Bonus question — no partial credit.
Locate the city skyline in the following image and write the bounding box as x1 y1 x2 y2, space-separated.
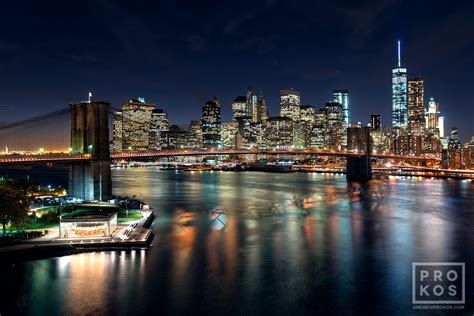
0 1 473 142
2 3 474 316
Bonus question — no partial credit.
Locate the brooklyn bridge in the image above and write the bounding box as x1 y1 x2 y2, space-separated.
0 100 443 201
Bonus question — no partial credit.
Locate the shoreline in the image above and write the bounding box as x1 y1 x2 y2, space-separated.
0 210 156 264
0 232 154 264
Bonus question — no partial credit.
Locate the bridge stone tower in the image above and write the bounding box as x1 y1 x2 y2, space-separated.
346 127 373 182
68 101 112 201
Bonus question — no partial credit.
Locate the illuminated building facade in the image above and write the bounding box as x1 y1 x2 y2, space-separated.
120 98 155 151
310 108 326 149
426 97 440 134
201 98 222 149
422 97 442 157
160 125 187 150
232 96 247 121
300 105 315 148
246 86 258 123
447 127 463 169
264 116 293 149
292 121 306 149
408 77 425 135
369 114 381 130
112 111 123 152
392 41 408 129
221 121 239 149
256 94 269 125
333 90 350 127
149 109 169 150
280 89 301 121
325 102 344 150
186 120 203 149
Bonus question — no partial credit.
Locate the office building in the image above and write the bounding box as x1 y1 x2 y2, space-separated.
369 114 381 131
201 98 222 149
392 41 408 128
221 121 239 149
149 109 169 150
447 127 463 169
160 125 187 150
120 98 155 151
112 111 123 152
280 89 301 121
310 108 326 149
186 120 203 150
333 90 350 127
300 105 315 148
426 97 440 134
264 116 293 149
325 102 344 150
408 77 425 136
232 96 247 121
256 94 269 125
246 86 258 123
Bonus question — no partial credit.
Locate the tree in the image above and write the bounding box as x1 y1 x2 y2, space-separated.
0 180 29 236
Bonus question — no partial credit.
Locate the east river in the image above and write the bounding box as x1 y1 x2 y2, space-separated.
2 168 474 315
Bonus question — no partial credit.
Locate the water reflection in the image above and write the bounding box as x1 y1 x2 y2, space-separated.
2 170 474 315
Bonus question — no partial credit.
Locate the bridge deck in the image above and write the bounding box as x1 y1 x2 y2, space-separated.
0 149 440 164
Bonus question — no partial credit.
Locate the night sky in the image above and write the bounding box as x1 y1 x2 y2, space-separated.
0 0 473 141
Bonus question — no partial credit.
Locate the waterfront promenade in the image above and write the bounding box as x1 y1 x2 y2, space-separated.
0 210 155 263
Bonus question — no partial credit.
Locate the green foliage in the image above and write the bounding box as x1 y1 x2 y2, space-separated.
0 180 30 236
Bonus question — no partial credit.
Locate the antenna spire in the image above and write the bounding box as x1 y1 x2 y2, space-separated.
397 40 401 67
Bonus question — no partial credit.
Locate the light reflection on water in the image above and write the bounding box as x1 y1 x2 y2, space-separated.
2 169 474 315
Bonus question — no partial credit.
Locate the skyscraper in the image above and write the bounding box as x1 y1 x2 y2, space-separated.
300 105 315 148
221 121 239 149
407 77 425 155
333 90 350 126
263 116 293 149
149 109 169 150
280 89 301 121
369 114 381 131
447 127 463 169
439 116 445 137
426 97 440 134
231 96 247 121
112 110 123 152
186 120 203 149
201 98 222 149
325 102 344 150
310 108 326 149
120 98 155 151
392 40 408 128
407 77 425 136
246 86 258 123
256 93 269 125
